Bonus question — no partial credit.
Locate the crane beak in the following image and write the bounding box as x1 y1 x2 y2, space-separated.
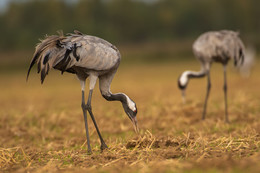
182 89 186 104
131 117 139 134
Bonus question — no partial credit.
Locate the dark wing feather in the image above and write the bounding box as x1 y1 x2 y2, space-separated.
26 32 82 83
26 52 40 81
27 30 121 83
73 43 80 61
26 35 63 82
43 52 50 65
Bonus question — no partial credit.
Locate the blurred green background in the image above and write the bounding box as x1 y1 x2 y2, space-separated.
0 0 259 71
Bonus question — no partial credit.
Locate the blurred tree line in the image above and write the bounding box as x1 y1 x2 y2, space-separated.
0 0 259 51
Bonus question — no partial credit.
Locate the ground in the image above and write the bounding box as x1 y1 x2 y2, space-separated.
0 55 260 172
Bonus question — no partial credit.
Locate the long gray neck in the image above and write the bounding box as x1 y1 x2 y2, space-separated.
187 70 206 78
102 92 127 105
179 69 207 88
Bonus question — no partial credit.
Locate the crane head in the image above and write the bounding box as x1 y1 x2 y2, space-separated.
178 73 188 104
178 72 189 90
122 98 139 133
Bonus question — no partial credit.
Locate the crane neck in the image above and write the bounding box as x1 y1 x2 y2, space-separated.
102 92 127 104
187 70 207 78
179 68 207 89
102 91 136 112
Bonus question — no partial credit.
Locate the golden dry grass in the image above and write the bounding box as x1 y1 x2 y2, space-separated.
0 58 260 172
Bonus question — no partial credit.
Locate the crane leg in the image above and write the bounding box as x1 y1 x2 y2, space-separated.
85 75 108 151
81 90 92 154
202 71 211 120
223 65 229 123
86 89 108 151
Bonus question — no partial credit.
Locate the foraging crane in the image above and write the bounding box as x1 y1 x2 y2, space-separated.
178 30 245 123
27 30 139 153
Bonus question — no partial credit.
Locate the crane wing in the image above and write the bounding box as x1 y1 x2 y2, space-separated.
193 30 245 66
70 35 121 71
27 31 121 83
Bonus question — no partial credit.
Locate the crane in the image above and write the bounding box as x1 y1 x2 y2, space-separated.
178 30 245 123
27 30 139 153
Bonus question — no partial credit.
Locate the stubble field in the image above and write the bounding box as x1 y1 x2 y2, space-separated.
1 53 260 172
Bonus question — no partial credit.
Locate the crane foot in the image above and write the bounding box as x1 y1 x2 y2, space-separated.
87 149 92 155
101 142 108 151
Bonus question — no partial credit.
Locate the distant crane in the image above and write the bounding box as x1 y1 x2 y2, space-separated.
178 30 245 123
27 30 139 153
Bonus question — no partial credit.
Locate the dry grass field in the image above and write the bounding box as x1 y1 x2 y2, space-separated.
1 55 260 172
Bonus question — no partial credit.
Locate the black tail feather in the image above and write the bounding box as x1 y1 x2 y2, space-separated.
73 43 80 61
46 63 50 75
40 63 51 84
41 68 46 84
26 52 40 81
43 52 50 65
27 31 80 83
37 60 41 73
54 49 72 73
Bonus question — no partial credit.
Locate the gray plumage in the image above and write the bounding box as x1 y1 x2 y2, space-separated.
27 30 121 83
178 30 246 123
192 30 245 66
27 30 138 153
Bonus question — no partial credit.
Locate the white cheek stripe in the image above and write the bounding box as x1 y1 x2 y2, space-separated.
180 71 190 86
122 93 136 111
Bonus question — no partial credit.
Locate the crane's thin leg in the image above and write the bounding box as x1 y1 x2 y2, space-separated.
85 75 108 151
86 89 108 151
80 81 92 154
223 65 229 123
202 70 211 120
